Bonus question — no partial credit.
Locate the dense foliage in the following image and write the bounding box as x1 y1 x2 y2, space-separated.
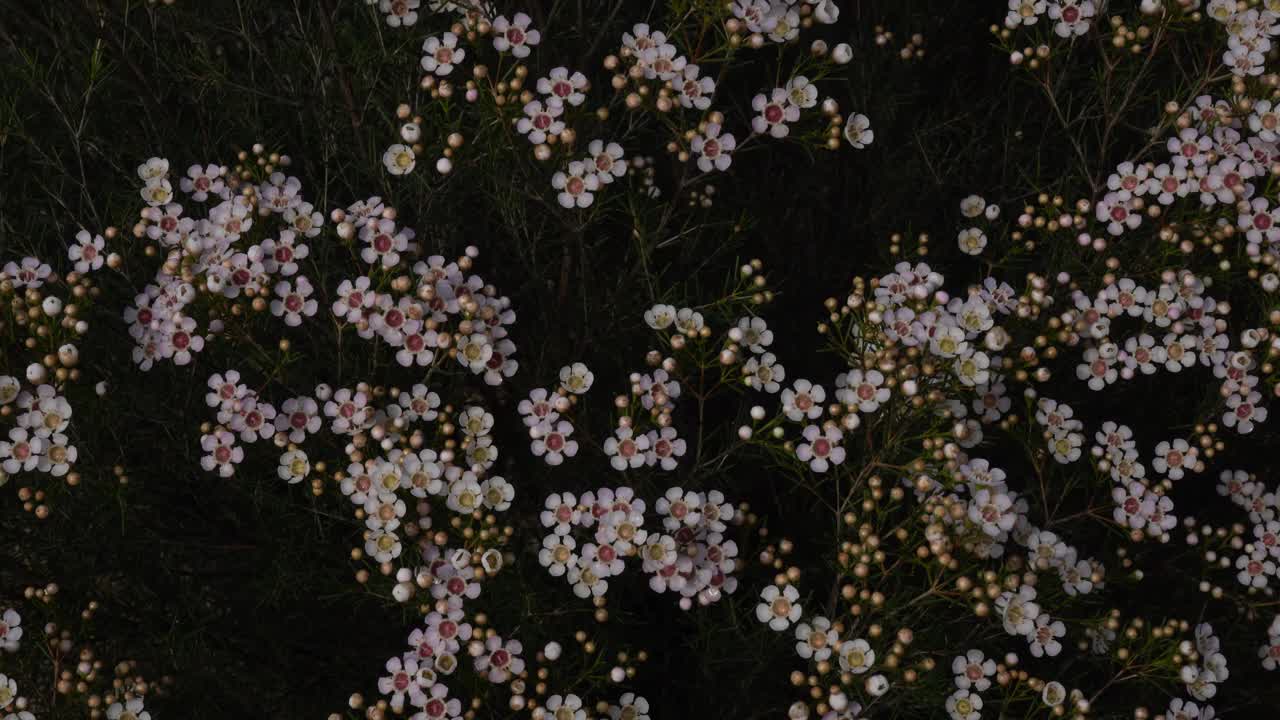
3 1 1280 720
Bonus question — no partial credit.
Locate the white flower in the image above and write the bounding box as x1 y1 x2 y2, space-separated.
781 379 825 422
733 316 774 353
492 13 541 58
541 492 580 534
0 609 22 653
383 144 417 175
841 369 890 413
421 32 465 76
517 100 565 145
752 88 801 138
106 697 151 720
278 449 310 484
604 426 650 471
675 65 715 109
545 694 586 720
68 230 106 272
587 140 627 182
360 218 411 268
0 427 44 474
843 114 874 148
796 424 845 473
756 584 802 631
960 195 987 218
531 420 579 466
1048 0 1095 37
969 489 1016 536
1224 391 1268 434
1152 438 1196 481
0 674 14 708
954 351 991 387
952 649 996 691
537 66 589 107
997 585 1040 636
538 532 578 576
552 160 599 208
1028 613 1066 657
455 333 494 373
645 303 677 329
480 476 514 511
957 227 988 255
1042 680 1067 706
946 689 983 720
270 277 318 326
378 0 420 27
200 430 242 477
691 123 736 172
743 352 785 393
794 616 837 660
644 426 687 470
838 638 875 674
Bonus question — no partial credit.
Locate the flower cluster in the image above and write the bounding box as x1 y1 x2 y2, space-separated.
540 486 742 609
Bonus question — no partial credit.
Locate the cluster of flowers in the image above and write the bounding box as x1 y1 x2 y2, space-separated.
0 584 162 720
0 245 105 499
1216 468 1280 591
123 154 325 369
539 486 742 609
0 382 78 482
330 210 519 384
1005 0 1279 78
199 370 514 585
380 1 873 219
516 364 593 466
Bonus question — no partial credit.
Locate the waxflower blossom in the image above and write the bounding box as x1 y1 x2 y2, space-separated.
957 227 987 255
420 32 464 76
756 583 802 631
844 113 874 148
691 123 736 172
68 230 106 272
531 420 579 466
796 424 845 473
492 13 540 58
383 144 416 175
752 88 801 138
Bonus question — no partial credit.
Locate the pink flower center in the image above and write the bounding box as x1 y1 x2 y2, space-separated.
546 433 565 452
173 331 191 350
813 438 831 457
373 234 393 253
619 439 636 457
566 176 585 195
654 438 672 457
491 649 511 667
764 103 784 124
507 28 525 45
215 446 232 464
